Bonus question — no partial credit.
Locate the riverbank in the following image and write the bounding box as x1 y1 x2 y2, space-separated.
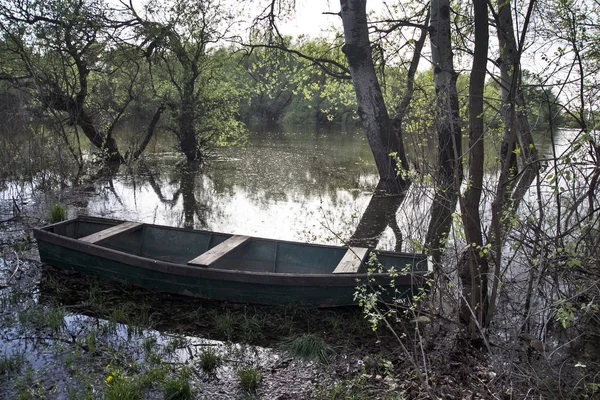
1 212 505 399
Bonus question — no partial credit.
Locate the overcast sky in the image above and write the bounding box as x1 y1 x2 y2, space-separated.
276 0 389 37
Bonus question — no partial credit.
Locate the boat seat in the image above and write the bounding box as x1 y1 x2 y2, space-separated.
79 222 143 244
188 235 251 267
333 247 369 274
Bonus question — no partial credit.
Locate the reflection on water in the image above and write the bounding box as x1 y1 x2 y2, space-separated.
77 128 383 246
1 126 577 250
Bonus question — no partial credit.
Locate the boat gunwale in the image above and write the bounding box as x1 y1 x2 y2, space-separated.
33 216 430 288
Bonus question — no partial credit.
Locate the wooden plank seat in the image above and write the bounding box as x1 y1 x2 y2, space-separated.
188 235 251 267
79 222 143 244
333 247 369 274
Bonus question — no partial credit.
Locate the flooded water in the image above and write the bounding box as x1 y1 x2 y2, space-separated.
34 126 386 246
0 125 398 398
0 125 594 399
0 125 577 251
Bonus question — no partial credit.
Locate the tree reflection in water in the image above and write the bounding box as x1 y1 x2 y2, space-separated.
348 180 406 251
138 160 207 229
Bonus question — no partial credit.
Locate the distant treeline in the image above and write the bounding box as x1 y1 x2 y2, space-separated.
0 38 571 132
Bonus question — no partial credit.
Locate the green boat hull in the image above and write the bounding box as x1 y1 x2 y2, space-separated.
34 216 431 307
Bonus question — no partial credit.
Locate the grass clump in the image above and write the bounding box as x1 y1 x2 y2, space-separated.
104 369 142 400
237 365 262 393
212 310 237 341
47 307 65 332
162 367 193 400
0 351 24 374
82 330 97 355
284 333 332 364
199 348 221 373
143 335 157 354
311 375 375 400
210 309 266 343
49 203 67 223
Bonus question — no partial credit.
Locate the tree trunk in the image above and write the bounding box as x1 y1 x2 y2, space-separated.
459 0 489 334
41 90 124 162
78 109 123 163
495 0 539 213
179 86 201 162
487 0 539 327
344 5 428 249
339 0 408 193
130 104 165 161
425 0 463 262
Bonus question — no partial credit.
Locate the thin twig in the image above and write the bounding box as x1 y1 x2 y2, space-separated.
7 251 21 283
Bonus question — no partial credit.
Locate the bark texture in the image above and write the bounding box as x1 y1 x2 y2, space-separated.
426 0 463 262
339 0 407 193
459 0 489 333
349 181 408 249
343 4 428 249
495 0 539 213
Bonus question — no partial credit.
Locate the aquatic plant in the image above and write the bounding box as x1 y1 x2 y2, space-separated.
49 203 67 223
143 335 157 354
47 307 65 332
211 310 237 341
104 366 142 400
0 351 24 374
162 367 193 400
82 330 97 355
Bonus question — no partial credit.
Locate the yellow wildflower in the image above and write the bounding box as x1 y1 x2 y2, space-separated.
106 375 114 383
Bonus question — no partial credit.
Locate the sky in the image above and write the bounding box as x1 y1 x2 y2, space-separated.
273 0 389 38
276 0 341 37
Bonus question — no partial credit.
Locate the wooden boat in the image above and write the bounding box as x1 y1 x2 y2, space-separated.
33 216 431 307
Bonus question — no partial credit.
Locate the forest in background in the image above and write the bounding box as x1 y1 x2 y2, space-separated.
0 0 569 173
1 0 599 398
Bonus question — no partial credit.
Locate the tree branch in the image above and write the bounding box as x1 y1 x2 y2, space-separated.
243 43 351 80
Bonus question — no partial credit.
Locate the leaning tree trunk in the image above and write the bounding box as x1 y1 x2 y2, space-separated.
78 109 123 163
487 0 539 327
459 0 489 335
349 180 408 249
349 8 430 249
425 0 463 263
495 0 539 215
42 90 124 163
339 0 408 194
